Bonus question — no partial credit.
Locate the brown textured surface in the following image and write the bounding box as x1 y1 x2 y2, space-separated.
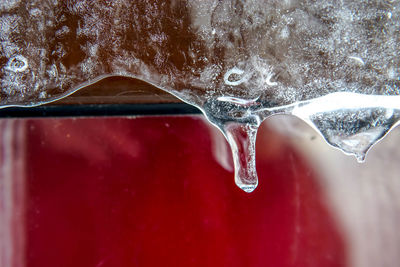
53 76 181 105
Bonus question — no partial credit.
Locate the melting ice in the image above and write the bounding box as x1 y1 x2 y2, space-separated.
0 0 399 192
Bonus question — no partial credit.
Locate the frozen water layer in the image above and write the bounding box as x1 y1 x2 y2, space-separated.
0 0 399 191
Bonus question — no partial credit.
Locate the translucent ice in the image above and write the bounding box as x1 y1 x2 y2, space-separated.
0 1 399 192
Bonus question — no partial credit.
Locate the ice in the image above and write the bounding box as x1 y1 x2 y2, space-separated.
224 122 259 193
290 92 400 162
0 0 399 192
5 55 28 73
203 96 261 192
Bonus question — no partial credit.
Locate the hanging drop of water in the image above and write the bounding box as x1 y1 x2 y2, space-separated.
202 97 262 192
224 122 259 193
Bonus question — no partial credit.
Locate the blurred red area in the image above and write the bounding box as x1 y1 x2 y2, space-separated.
25 116 346 267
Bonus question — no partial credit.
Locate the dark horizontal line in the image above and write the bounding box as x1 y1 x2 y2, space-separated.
0 103 202 118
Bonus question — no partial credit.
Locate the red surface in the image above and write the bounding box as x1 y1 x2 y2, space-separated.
25 116 347 267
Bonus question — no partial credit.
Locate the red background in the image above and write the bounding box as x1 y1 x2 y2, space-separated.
25 116 346 267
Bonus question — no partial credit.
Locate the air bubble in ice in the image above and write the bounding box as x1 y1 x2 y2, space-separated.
348 56 365 66
5 56 28 73
224 68 249 86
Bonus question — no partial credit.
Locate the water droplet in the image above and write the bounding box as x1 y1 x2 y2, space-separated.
202 97 261 193
224 122 259 193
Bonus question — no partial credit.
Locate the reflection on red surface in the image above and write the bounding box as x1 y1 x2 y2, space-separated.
25 116 346 267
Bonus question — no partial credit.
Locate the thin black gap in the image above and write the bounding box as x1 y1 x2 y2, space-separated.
0 103 201 118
